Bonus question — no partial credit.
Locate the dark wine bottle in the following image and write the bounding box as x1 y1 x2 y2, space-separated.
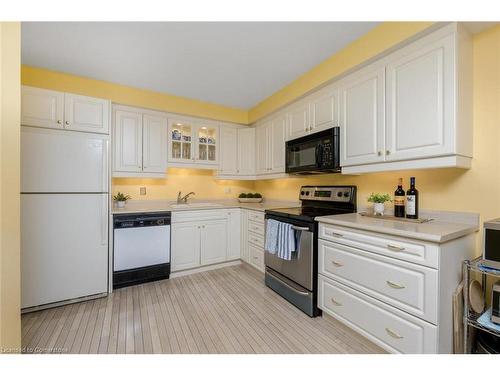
394 178 405 218
406 177 419 219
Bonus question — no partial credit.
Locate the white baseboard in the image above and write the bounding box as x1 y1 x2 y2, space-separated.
170 259 242 278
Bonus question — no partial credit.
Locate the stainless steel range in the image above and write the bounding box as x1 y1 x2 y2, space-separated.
264 185 357 317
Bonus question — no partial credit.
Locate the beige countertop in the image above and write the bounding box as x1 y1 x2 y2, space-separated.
111 199 300 215
316 211 480 243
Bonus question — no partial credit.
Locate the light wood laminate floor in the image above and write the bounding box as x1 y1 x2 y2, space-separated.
21 264 385 354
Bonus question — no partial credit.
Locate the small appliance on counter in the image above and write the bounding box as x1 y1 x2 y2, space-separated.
113 212 171 289
482 218 500 270
264 185 356 317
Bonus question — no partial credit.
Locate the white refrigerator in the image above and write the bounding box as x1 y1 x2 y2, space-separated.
21 126 109 309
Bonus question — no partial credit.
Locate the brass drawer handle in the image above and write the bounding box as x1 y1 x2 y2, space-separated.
387 244 405 252
331 260 344 267
385 328 403 339
330 297 342 306
386 280 405 289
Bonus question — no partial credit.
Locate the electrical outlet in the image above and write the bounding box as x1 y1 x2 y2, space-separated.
224 187 231 194
140 187 147 195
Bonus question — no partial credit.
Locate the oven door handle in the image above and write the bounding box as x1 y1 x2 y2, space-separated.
267 271 310 296
291 225 311 231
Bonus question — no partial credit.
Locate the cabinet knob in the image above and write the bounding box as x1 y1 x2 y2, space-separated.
65 121 70 125
386 150 390 155
377 151 382 156
57 120 62 124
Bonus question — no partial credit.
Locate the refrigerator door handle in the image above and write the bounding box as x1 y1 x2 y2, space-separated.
101 194 108 246
102 139 109 193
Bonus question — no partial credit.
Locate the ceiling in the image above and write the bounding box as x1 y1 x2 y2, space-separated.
21 22 380 109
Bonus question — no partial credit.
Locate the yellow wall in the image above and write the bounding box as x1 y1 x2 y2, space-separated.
0 22 21 351
112 169 254 200
248 22 435 123
21 66 248 124
256 25 500 252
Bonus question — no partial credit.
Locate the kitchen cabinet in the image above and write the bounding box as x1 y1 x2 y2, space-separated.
339 62 386 167
168 117 219 168
113 105 167 177
219 127 238 175
171 221 201 271
218 127 255 177
226 209 241 260
287 85 338 141
255 112 287 176
201 220 228 265
340 23 472 174
22 86 110 134
237 127 256 175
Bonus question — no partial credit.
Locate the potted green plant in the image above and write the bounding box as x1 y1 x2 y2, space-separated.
367 193 391 216
113 192 131 208
238 192 263 203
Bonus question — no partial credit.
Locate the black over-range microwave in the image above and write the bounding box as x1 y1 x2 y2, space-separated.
285 127 340 174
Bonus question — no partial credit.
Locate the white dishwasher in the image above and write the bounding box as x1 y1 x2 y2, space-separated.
113 212 171 289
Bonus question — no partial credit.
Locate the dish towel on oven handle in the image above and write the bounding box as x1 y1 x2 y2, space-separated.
265 219 280 255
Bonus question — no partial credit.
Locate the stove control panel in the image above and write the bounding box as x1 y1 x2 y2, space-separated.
299 186 356 203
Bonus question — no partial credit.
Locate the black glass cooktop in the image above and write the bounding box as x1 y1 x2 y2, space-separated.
265 206 351 223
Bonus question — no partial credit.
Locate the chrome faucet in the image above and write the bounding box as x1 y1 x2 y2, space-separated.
177 191 195 204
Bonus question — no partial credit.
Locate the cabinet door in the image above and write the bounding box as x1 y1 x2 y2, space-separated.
21 86 64 129
237 127 256 175
310 85 339 133
171 222 201 271
143 114 168 174
113 110 143 172
255 123 270 174
385 33 455 162
226 209 241 260
287 100 309 140
339 63 385 167
169 119 194 164
240 210 249 263
64 93 110 134
200 219 228 265
195 123 218 165
219 127 238 175
270 113 287 173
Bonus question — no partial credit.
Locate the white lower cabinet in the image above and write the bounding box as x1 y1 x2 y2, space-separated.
318 222 474 353
241 209 265 272
171 209 242 272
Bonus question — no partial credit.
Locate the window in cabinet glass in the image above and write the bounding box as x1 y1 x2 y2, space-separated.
171 122 192 160
198 126 217 162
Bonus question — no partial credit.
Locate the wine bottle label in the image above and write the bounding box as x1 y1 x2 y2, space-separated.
394 197 405 206
406 195 416 215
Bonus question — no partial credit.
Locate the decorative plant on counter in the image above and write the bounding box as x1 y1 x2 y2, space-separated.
367 193 392 216
113 192 131 208
238 192 263 203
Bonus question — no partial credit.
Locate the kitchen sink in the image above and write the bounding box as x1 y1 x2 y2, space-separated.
170 202 224 209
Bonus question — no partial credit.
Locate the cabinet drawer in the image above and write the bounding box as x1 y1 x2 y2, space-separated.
172 209 227 223
248 210 265 224
318 275 437 353
248 221 265 236
319 223 439 268
319 239 438 323
249 244 264 272
248 231 264 248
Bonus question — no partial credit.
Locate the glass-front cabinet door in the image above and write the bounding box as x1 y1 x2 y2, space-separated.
169 119 194 163
196 123 218 164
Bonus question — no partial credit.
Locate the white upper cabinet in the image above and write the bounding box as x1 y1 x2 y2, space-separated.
287 100 310 140
142 114 168 173
113 109 143 173
113 105 167 177
237 127 256 175
21 86 110 134
168 118 219 168
385 32 454 162
22 87 64 129
255 122 270 174
310 85 339 133
270 113 287 173
339 62 386 167
64 93 110 134
219 127 238 175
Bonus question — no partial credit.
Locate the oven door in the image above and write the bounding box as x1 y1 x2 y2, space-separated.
264 215 314 291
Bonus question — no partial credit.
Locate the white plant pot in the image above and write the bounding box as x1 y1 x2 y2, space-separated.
116 201 126 208
373 202 385 216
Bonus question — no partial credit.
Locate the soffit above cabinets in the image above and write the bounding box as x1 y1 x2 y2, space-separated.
21 22 380 110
